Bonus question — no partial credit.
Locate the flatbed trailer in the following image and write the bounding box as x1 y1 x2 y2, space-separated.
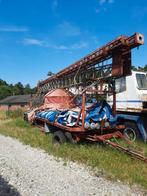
32 85 147 163
33 105 147 163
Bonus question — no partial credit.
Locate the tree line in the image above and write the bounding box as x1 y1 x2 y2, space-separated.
132 65 147 72
0 79 37 100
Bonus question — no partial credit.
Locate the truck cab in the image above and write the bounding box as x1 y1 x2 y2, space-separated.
108 71 147 113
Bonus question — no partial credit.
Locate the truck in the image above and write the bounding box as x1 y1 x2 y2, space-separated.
37 32 146 142
108 70 147 141
25 33 147 162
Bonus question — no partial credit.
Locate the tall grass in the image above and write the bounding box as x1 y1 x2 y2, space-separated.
0 110 7 120
6 109 24 119
0 116 147 190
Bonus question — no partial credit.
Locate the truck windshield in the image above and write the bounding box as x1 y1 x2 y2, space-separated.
136 73 147 89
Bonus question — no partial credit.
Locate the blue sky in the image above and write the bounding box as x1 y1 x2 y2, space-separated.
0 0 147 87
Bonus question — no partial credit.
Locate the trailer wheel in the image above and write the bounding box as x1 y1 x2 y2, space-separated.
124 121 140 141
53 131 67 145
65 132 77 144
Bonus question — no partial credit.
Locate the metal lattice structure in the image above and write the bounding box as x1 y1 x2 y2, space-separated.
38 33 144 94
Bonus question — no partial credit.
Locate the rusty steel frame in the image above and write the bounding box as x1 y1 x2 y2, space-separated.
86 131 147 163
38 33 144 93
35 79 118 133
33 84 147 163
34 117 147 163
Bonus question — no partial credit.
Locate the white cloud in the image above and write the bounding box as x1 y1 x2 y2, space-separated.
99 0 106 5
95 8 100 13
46 41 88 50
57 21 81 36
108 0 114 3
48 44 68 50
0 26 29 32
22 38 43 46
96 0 113 13
21 37 88 50
55 45 67 50
132 6 147 21
98 0 114 5
71 42 88 49
52 0 58 13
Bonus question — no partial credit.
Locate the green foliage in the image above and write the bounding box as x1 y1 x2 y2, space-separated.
0 79 8 86
23 84 32 94
132 65 147 72
0 85 12 100
131 66 138 71
144 65 147 72
0 79 37 100
13 82 24 95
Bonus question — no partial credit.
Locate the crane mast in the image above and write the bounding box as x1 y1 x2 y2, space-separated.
38 33 144 94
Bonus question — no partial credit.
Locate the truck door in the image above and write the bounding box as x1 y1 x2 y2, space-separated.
115 77 127 111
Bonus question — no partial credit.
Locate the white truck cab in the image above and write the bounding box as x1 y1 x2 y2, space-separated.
108 71 147 113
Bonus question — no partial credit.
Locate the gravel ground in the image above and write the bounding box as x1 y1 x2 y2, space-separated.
0 134 145 196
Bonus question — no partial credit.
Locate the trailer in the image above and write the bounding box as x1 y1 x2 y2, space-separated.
30 79 147 163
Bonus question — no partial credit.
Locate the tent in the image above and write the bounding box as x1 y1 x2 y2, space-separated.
42 89 75 110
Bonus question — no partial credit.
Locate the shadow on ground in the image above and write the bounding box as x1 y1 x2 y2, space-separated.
0 175 20 196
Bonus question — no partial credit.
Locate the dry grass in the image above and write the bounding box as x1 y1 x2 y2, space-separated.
0 110 7 120
0 111 147 190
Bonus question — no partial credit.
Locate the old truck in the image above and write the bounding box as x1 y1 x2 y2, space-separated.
108 70 147 141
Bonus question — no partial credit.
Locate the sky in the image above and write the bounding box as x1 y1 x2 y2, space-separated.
0 0 147 87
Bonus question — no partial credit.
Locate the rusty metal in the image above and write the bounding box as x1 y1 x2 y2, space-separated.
82 93 86 130
75 108 82 126
86 131 147 163
35 117 85 132
38 33 144 93
106 140 147 163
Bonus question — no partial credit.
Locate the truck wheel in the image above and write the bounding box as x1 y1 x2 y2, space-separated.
53 131 67 145
65 132 77 144
124 121 140 141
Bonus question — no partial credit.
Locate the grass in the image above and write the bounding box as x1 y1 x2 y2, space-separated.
0 110 7 120
0 111 147 190
6 109 24 119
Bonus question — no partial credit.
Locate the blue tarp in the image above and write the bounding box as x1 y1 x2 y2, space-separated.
85 101 118 126
35 100 118 128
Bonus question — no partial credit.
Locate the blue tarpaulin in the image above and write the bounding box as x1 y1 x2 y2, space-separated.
35 100 118 128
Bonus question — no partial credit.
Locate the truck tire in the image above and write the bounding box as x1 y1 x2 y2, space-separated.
65 132 77 144
53 131 67 145
124 121 140 141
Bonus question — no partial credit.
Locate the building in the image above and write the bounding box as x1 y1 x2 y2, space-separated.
0 94 32 111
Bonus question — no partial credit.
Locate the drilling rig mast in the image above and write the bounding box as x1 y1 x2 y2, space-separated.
38 33 144 94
